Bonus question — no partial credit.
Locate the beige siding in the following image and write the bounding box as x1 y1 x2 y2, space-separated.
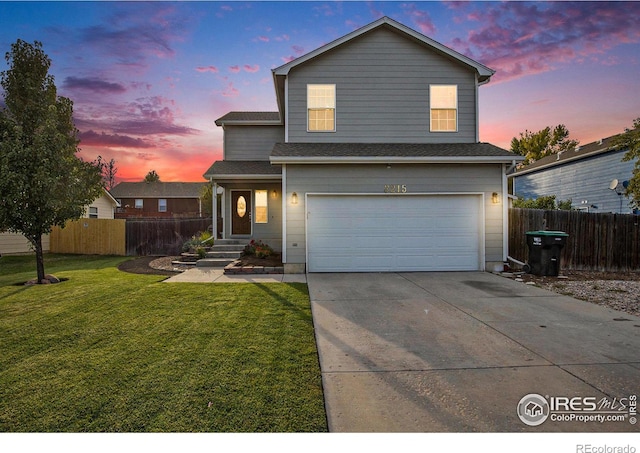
84 193 117 219
284 163 504 267
287 27 477 143
0 233 50 255
224 125 285 161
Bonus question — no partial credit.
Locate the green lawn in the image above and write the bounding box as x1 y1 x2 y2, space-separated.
0 255 327 432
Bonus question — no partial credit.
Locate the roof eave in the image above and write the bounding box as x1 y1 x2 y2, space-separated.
270 156 523 165
204 174 283 181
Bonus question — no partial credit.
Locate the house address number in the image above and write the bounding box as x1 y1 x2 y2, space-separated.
384 184 408 193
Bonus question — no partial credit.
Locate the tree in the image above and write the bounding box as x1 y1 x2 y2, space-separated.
513 195 573 210
511 124 579 167
96 156 118 190
144 169 160 182
0 40 103 283
612 117 640 208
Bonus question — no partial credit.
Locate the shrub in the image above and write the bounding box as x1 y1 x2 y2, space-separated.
182 231 214 253
242 239 274 259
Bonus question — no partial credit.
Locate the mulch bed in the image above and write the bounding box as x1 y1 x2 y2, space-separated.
117 257 179 276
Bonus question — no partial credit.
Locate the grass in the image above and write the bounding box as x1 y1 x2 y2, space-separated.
0 255 327 432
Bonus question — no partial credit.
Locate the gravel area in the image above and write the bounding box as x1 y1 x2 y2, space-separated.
514 270 640 318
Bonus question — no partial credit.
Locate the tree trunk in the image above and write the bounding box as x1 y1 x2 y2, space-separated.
34 235 45 283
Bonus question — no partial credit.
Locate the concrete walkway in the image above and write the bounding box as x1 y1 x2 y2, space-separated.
307 272 640 432
163 267 307 284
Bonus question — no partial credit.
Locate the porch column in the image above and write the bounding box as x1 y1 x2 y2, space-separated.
211 179 218 239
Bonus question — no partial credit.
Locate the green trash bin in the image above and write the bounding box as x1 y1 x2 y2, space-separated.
525 231 569 276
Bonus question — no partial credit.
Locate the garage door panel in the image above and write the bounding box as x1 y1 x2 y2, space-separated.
307 195 482 272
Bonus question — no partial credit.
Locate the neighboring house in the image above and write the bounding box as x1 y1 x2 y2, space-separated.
110 182 207 218
84 188 120 219
510 135 636 214
0 188 118 255
203 17 523 273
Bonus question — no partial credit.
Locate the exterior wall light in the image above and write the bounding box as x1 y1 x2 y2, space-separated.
291 192 299 205
492 192 500 204
271 189 278 199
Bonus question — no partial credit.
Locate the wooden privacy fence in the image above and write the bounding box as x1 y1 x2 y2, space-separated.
509 208 640 271
125 218 211 256
51 219 126 256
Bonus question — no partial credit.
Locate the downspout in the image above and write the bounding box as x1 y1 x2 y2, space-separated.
503 159 517 263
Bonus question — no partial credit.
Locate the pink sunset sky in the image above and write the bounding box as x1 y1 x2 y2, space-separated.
1 1 639 182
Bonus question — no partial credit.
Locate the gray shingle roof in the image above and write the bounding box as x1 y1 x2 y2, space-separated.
271 142 518 159
203 161 282 178
110 182 206 199
511 134 623 176
215 112 281 125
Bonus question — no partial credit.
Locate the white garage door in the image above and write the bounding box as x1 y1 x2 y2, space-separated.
307 194 482 272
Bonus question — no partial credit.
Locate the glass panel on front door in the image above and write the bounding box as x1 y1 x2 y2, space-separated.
232 190 252 235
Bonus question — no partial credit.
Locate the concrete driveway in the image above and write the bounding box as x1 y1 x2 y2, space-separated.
307 272 640 432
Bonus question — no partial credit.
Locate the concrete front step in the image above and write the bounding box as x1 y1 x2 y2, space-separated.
210 244 246 252
196 258 236 268
206 250 242 259
214 239 249 246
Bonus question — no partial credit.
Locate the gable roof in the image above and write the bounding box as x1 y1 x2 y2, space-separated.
511 134 625 177
110 182 206 199
271 16 495 117
273 16 494 80
270 142 521 164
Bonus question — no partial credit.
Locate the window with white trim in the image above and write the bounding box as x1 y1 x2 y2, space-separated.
307 84 335 132
89 207 98 219
135 199 143 209
430 85 457 132
158 199 167 212
255 190 268 223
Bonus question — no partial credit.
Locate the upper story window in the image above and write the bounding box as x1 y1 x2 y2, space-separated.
88 207 98 219
430 85 457 132
135 199 143 209
307 84 335 132
158 199 167 212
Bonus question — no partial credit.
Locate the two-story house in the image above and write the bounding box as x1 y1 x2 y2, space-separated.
110 182 207 219
510 134 636 214
203 17 522 273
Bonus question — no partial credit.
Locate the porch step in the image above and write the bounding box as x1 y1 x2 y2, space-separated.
196 239 248 266
206 250 242 259
196 258 236 268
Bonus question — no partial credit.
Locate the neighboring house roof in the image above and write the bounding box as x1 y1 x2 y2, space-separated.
510 135 624 177
215 111 281 126
270 142 522 164
271 16 495 116
101 188 121 207
203 161 282 180
110 182 206 199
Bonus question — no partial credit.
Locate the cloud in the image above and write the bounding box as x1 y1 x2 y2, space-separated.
229 65 241 73
79 130 153 148
257 36 269 42
400 3 437 35
195 65 219 73
448 2 640 83
63 76 127 94
243 64 260 73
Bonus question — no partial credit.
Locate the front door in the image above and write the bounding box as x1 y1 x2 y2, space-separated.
232 190 252 235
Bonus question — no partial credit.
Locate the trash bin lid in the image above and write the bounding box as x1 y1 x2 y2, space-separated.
525 230 569 236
